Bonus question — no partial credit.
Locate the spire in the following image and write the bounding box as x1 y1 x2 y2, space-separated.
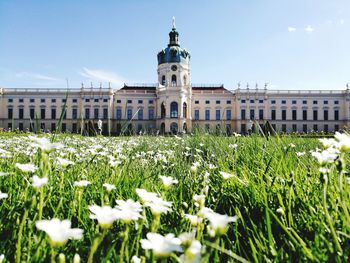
168 17 179 47
172 16 176 30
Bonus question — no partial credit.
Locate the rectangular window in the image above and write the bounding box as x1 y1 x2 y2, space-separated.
51 99 56 103
72 98 77 103
51 109 56 119
138 100 143 104
334 110 339 120
292 100 297 104
30 98 35 103
19 98 24 103
313 124 318 131
8 98 13 103
259 100 264 104
226 109 231 120
149 108 154 120
334 100 339 105
292 110 297 120
103 99 108 102
282 100 286 104
250 99 254 103
216 109 221 120
303 100 307 104
292 124 297 132
324 124 328 133
51 123 56 132
226 100 231 104
94 108 99 119
116 99 121 103
8 108 13 119
62 123 66 132
41 99 45 103
324 100 328 105
241 124 246 134
94 99 99 102
335 124 339 131
62 107 67 119
303 124 307 133
194 110 199 120
241 99 246 103
30 109 35 119
205 100 210 104
41 108 46 119
127 108 132 120
241 109 246 120
127 100 132 104
313 100 318 105
149 100 154 104
250 109 255 120
282 124 287 132
138 108 143 120
72 108 77 119
85 99 90 103
116 109 122 120
282 110 286 120
271 109 276 120
205 109 210 120
259 109 264 120
103 108 108 119
271 100 276 104
303 110 307 120
85 108 90 119
216 100 221 104
313 110 318 121
19 108 24 119
62 99 66 103
324 110 328 121
72 123 77 133
195 100 199 104
19 123 23 131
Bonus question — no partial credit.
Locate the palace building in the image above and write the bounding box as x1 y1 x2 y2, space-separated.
0 20 349 135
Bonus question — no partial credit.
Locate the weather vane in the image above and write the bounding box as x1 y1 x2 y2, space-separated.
172 16 176 29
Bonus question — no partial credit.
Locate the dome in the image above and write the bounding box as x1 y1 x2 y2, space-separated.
157 21 190 65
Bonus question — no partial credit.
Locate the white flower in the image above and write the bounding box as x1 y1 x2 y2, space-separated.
144 197 172 215
140 232 182 257
114 199 143 223
136 188 158 204
89 205 119 229
0 191 8 200
311 149 338 165
56 157 75 167
103 183 116 192
36 218 83 247
229 144 238 149
202 208 237 236
276 207 285 215
184 214 200 226
131 255 141 263
73 254 81 263
219 171 234 179
0 148 11 158
73 180 91 187
31 175 48 188
319 138 339 149
15 163 38 173
335 132 350 152
193 194 205 208
296 152 305 157
0 254 4 263
29 136 63 152
159 176 178 188
319 167 331 174
289 143 296 148
179 240 202 263
0 172 9 177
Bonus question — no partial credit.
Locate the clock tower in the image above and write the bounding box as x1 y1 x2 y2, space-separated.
156 17 192 134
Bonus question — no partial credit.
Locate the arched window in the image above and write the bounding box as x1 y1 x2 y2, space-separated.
170 102 178 118
171 75 177 87
161 102 166 118
170 122 178 134
161 75 166 85
183 102 187 118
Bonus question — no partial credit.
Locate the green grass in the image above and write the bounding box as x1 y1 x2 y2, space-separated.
0 132 349 262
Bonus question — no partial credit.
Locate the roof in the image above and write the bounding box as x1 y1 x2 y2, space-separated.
120 84 156 91
191 84 226 91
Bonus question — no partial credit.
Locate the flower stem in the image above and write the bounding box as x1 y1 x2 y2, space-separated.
16 209 29 263
120 224 130 263
88 230 106 263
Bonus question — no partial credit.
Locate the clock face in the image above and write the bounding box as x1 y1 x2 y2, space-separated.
171 65 178 71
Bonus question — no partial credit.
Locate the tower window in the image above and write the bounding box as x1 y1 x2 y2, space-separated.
170 102 178 118
171 75 177 87
183 75 187 85
161 75 166 85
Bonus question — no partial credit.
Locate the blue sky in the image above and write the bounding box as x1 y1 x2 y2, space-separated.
0 0 349 90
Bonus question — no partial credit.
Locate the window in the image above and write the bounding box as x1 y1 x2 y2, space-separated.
103 108 108 119
216 109 221 120
149 100 153 104
282 100 286 104
313 100 318 105
19 98 24 103
127 100 132 104
216 100 221 104
138 100 143 104
324 100 328 105
116 99 121 103
85 99 90 102
292 124 297 132
313 110 318 121
41 109 46 119
195 100 199 104
138 108 143 120
250 99 254 103
282 110 286 120
103 99 108 102
292 110 297 120
171 75 177 86
72 99 77 103
8 98 13 103
334 110 339 120
170 102 178 118
292 100 297 104
227 100 231 104
241 99 246 103
324 124 328 133
226 109 231 120
194 110 200 120
205 109 210 120
303 100 307 104
51 123 56 132
161 75 166 85
85 108 90 119
250 109 255 120
241 109 246 120
259 100 264 104
324 110 328 121
303 124 307 133
94 99 99 102
30 98 35 103
51 109 56 119
72 108 77 119
62 123 66 132
303 110 307 120
271 100 276 104
313 124 318 131
19 108 24 119
41 99 45 103
30 109 35 119
334 100 339 105
183 102 187 118
205 100 210 104
51 99 56 103
149 108 155 120
19 123 23 131
335 124 339 131
116 109 122 120
8 108 13 119
282 124 287 132
94 108 99 119
259 109 264 120
241 124 246 134
72 123 77 133
127 108 133 120
271 109 276 120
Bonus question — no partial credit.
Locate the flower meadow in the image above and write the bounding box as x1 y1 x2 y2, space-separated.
1 132 350 262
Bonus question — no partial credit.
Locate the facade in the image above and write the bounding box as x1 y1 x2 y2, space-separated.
1 22 349 135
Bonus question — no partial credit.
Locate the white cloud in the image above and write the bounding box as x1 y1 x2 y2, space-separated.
305 25 314 33
288 27 296 32
15 72 58 81
79 68 127 87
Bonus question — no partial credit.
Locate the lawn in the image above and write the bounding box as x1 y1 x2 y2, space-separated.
0 132 349 262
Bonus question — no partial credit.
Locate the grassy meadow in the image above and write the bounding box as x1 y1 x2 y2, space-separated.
0 132 350 262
